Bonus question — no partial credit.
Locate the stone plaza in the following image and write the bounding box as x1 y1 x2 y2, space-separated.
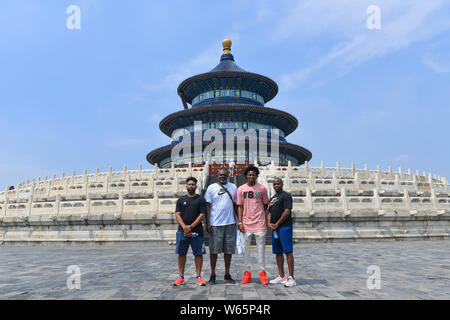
0 239 449 300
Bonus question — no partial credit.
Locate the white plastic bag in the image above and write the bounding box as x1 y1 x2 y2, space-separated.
236 229 243 257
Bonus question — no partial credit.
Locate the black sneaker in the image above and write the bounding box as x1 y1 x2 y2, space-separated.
224 274 236 284
208 274 216 285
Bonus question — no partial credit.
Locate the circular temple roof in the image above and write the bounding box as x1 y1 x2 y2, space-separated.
146 140 312 167
158 105 299 138
177 40 278 106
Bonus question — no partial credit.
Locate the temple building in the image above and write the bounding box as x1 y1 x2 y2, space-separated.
146 39 312 175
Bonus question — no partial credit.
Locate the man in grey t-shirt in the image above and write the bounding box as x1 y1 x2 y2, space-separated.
205 169 238 284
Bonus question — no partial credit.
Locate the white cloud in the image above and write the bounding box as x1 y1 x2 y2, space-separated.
106 139 146 148
269 0 368 41
148 113 162 123
423 53 450 73
394 154 408 162
143 32 243 93
144 43 222 93
273 1 450 91
0 157 52 187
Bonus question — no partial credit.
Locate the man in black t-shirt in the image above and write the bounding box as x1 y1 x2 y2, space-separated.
173 177 207 286
267 177 296 287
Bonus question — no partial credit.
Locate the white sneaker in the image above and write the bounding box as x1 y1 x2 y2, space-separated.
269 275 287 284
284 276 297 287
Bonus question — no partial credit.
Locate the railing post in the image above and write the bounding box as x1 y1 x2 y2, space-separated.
106 176 110 193
198 171 203 192
304 161 309 176
55 194 61 215
413 174 418 191
308 171 314 189
47 179 51 197
284 171 291 189
431 189 438 212
28 182 35 216
404 189 411 211
354 172 360 189
332 171 338 189
171 162 176 178
173 163 178 183
64 177 69 196
375 170 381 189
270 160 275 172
138 164 143 180
373 188 381 211
154 190 159 212
83 169 88 195
118 191 124 214
264 175 272 198
154 163 159 179
341 188 349 215
3 186 8 216
306 187 313 211
86 193 91 215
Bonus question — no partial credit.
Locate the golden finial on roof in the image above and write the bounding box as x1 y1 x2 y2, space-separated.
222 39 232 54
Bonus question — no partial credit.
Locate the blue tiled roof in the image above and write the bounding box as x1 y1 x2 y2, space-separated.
177 52 278 105
208 54 247 73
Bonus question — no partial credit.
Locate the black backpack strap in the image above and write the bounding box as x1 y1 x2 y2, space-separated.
218 183 235 204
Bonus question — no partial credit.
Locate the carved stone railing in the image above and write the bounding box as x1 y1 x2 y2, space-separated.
0 161 448 243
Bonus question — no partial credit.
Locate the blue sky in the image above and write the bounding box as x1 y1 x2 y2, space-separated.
0 0 449 187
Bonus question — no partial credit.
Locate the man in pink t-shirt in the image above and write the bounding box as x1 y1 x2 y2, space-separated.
237 165 269 285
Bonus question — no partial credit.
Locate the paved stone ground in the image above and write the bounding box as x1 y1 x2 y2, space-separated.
0 240 449 300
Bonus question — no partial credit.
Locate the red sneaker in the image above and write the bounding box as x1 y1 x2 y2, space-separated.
173 276 185 286
259 271 269 285
196 276 207 286
241 270 252 284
